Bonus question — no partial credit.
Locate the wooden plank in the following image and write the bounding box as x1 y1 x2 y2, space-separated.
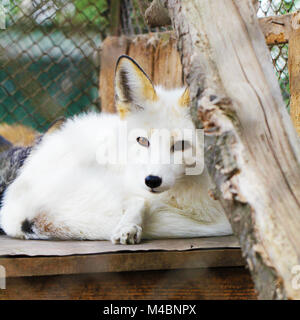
128 34 156 79
153 33 183 88
258 11 300 45
0 267 257 300
0 248 244 278
288 28 300 134
99 36 129 113
0 235 239 256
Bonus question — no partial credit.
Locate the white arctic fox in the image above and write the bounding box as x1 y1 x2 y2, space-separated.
0 55 232 244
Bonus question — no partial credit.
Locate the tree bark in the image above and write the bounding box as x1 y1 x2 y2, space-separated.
162 0 300 299
145 0 171 27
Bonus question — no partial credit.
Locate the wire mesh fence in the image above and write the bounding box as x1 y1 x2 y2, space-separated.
258 0 300 111
0 0 109 131
0 0 297 131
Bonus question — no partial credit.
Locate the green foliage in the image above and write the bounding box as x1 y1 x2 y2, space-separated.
4 0 110 32
57 0 109 28
3 0 22 26
258 0 300 15
279 0 296 14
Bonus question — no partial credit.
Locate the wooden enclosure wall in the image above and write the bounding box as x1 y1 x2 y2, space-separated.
99 13 300 135
99 33 183 113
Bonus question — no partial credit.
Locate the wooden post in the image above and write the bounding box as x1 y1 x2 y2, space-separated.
144 0 300 299
288 14 300 135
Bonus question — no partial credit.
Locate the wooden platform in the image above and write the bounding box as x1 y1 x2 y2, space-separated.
0 235 257 299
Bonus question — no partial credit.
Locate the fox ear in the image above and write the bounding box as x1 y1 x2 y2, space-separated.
178 87 190 108
115 55 157 115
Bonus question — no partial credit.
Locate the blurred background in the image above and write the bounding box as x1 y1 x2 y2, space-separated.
0 0 298 131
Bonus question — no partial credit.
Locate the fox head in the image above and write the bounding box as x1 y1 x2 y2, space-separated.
114 55 200 194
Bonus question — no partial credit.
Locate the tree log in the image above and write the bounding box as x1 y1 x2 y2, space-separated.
164 0 300 299
145 0 171 27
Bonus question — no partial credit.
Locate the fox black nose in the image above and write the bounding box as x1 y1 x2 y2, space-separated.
145 175 162 189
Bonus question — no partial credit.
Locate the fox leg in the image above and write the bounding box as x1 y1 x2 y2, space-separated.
111 198 146 245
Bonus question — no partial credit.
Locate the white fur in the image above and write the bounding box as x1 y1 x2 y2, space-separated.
0 58 232 243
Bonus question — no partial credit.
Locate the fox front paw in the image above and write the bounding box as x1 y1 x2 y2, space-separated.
111 224 142 245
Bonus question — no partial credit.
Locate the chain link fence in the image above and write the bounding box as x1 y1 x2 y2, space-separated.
258 0 300 111
0 0 297 131
0 0 110 131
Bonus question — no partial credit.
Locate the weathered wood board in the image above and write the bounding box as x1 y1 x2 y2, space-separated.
259 11 300 45
0 248 244 278
0 267 257 300
99 36 129 113
289 28 300 134
99 32 183 113
0 234 239 257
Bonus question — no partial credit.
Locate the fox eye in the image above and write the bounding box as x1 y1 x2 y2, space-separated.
137 137 150 147
171 140 191 152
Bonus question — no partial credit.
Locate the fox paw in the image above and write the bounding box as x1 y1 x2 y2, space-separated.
111 224 142 245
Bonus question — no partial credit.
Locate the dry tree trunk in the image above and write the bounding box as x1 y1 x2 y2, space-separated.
145 0 171 27
147 0 300 299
